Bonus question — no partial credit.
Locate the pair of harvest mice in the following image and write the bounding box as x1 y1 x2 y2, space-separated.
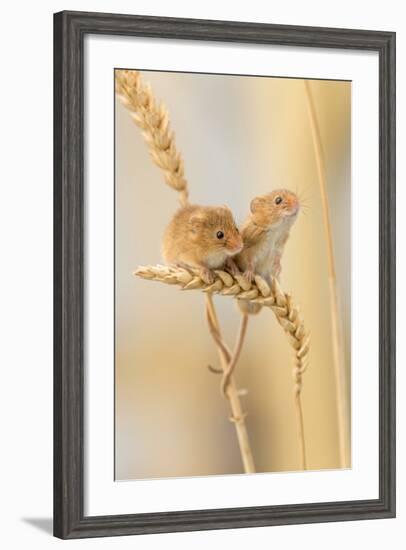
162 189 300 294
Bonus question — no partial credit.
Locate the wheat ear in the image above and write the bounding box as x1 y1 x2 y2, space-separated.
135 265 309 469
115 69 189 207
304 80 349 468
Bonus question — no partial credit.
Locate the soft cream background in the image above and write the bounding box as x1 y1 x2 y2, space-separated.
115 71 351 480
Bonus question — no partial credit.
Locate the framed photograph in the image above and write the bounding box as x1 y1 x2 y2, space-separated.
54 10 396 539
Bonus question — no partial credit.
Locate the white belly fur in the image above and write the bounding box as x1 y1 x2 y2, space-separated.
205 250 228 269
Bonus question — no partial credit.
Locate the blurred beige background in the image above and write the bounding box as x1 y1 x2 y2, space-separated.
115 71 351 480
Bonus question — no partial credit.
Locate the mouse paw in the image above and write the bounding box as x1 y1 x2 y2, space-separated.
199 267 215 285
272 256 282 279
225 258 240 276
242 268 254 284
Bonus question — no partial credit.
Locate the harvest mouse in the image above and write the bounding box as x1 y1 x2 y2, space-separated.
236 189 300 314
162 204 243 283
218 189 300 397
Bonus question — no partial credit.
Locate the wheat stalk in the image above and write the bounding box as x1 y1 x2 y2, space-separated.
205 294 255 473
304 80 349 468
115 69 189 207
134 265 309 469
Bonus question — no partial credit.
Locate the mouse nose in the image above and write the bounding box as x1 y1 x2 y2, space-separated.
288 195 300 213
229 236 243 253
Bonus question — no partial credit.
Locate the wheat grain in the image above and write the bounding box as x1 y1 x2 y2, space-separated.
135 266 306 347
134 265 310 378
115 70 189 206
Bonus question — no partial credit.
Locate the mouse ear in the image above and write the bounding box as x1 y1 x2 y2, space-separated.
189 214 204 232
250 197 265 214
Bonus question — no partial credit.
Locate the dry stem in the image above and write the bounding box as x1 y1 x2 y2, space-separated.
304 80 350 468
205 294 256 473
134 265 309 469
295 393 307 470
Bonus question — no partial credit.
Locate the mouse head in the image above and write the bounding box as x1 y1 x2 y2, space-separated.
189 205 243 257
250 189 300 228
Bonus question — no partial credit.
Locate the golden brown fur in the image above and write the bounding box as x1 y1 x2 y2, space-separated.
162 204 243 283
236 189 300 314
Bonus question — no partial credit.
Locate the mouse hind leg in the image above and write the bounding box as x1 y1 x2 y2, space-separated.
174 260 215 284
242 260 255 284
225 257 240 277
198 266 215 284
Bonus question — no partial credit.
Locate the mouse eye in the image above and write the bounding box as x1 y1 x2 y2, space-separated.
216 231 224 239
275 196 283 205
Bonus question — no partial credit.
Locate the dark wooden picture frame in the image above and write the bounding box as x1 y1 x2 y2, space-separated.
54 10 396 539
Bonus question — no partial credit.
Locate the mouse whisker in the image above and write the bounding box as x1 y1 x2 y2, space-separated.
298 191 314 203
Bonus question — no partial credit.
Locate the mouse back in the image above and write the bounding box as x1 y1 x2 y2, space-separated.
162 204 242 268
